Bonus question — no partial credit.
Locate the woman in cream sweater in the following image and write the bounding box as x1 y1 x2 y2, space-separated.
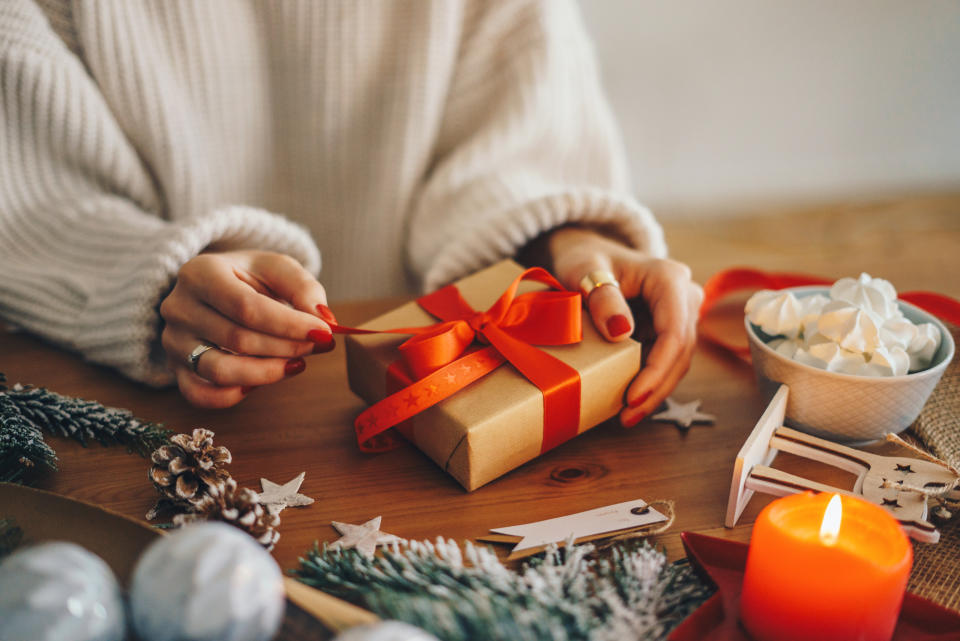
0 0 701 426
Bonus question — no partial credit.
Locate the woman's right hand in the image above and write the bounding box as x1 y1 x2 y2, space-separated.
160 250 336 408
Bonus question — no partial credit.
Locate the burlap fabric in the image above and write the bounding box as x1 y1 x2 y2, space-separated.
906 322 960 612
910 323 960 469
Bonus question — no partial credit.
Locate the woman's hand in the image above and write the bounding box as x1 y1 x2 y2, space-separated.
545 226 703 427
160 250 337 408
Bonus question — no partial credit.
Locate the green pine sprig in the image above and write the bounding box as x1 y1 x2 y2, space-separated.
294 538 712 641
0 374 170 457
0 373 171 484
0 391 58 483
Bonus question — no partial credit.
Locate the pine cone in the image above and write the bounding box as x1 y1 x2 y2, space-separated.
147 428 231 517
174 478 281 550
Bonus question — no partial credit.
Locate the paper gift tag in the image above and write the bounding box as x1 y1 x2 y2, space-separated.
480 499 667 558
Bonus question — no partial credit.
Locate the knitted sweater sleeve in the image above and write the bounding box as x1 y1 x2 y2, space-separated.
408 0 667 292
0 6 320 387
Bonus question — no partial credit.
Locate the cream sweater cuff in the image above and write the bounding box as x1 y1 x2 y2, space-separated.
420 188 666 292
2 203 320 387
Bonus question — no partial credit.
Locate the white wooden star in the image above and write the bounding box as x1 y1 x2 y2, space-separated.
256 472 314 515
329 516 401 558
651 397 716 430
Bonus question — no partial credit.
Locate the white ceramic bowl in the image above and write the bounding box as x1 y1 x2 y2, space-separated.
746 286 955 443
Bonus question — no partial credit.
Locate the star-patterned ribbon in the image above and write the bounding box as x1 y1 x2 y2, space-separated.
331 267 584 454
699 267 960 362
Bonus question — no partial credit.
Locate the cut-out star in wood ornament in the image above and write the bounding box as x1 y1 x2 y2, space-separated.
256 472 314 515
652 397 715 430
329 516 401 558
667 532 960 640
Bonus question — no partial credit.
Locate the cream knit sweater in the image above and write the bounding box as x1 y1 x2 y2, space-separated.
0 0 666 386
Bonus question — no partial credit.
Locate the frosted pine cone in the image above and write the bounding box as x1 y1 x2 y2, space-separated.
174 478 281 550
146 428 231 519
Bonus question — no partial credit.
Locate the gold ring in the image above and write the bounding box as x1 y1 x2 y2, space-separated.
578 270 620 300
186 343 217 373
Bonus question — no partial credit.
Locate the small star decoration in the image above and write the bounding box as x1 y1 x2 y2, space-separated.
256 472 315 515
330 516 401 558
651 397 715 430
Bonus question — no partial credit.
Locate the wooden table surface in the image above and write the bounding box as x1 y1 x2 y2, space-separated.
3 193 959 578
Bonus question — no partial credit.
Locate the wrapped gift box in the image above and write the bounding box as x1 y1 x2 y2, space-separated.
345 259 642 491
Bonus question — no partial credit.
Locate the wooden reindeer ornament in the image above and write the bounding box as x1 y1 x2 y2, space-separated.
727 385 960 543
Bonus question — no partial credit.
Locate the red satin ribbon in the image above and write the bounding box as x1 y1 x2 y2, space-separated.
331 268 583 454
699 266 960 361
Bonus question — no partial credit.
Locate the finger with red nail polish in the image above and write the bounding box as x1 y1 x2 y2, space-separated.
587 280 634 342
285 358 306 377
307 327 335 353
316 304 338 325
311 338 336 354
627 389 651 409
620 408 648 428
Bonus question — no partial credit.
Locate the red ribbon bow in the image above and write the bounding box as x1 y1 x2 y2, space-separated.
332 267 584 454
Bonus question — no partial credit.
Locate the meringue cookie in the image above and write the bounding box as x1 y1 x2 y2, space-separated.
867 345 910 377
794 341 868 374
751 274 942 377
879 316 919 351
798 294 830 336
801 329 832 349
816 300 880 354
907 322 942 371
768 337 802 359
830 273 898 321
858 272 897 300
745 290 803 338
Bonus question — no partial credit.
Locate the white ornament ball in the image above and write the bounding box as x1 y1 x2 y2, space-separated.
0 542 125 641
333 621 441 641
130 522 285 641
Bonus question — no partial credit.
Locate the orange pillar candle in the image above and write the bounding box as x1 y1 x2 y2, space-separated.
740 492 912 641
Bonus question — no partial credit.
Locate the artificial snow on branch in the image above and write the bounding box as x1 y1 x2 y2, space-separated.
295 538 712 641
0 373 170 484
0 390 57 483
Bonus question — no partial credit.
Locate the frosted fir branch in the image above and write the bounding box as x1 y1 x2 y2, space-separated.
294 538 712 641
0 378 170 457
0 391 58 483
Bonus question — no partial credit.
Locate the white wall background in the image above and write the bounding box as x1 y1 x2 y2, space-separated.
579 0 960 214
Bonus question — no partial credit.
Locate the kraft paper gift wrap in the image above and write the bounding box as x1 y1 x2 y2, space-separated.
345 259 642 491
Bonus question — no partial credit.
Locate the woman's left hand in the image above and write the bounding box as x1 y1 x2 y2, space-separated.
545 226 703 427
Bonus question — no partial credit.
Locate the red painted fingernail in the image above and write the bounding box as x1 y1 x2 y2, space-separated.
307 328 333 344
316 304 338 325
622 411 647 428
308 328 334 353
285 358 306 377
312 337 336 354
606 314 631 337
241 386 255 395
628 390 652 408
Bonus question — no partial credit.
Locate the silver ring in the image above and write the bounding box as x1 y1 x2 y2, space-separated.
578 270 621 300
186 343 217 373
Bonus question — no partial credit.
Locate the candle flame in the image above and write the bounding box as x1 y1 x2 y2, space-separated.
819 494 842 545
